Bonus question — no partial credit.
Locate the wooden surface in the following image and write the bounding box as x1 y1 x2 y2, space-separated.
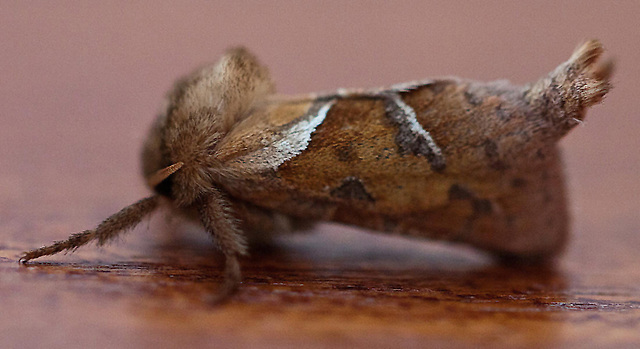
1 2 639 348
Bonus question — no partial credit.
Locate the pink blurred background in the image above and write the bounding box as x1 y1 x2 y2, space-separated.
1 1 638 266
1 2 639 347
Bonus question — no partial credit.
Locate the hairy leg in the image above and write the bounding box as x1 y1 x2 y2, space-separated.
197 187 248 303
20 196 160 262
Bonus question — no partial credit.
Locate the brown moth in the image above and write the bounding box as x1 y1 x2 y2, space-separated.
21 40 612 302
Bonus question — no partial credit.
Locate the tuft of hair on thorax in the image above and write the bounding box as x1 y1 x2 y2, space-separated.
142 47 277 206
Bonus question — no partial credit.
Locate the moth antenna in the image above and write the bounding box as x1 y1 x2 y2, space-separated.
197 187 248 303
146 161 184 188
20 196 159 263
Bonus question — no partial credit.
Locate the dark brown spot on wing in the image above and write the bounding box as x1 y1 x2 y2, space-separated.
483 139 508 170
448 184 493 215
448 184 474 200
472 199 493 215
335 142 357 162
511 178 527 188
331 177 375 202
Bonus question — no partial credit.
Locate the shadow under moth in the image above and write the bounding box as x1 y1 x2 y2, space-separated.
21 40 612 302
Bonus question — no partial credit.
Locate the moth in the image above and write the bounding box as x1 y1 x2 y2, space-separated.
21 40 612 302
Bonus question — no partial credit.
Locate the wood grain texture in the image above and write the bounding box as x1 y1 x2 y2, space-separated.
1 1 639 348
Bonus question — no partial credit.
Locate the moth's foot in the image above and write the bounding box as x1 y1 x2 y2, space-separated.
203 253 242 305
18 250 39 264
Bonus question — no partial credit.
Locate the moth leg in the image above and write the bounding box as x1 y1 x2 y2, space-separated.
197 187 248 303
20 196 160 262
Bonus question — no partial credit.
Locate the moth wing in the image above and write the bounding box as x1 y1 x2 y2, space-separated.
213 99 329 175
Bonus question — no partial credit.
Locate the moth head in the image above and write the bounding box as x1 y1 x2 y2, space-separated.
141 113 177 198
141 47 275 206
